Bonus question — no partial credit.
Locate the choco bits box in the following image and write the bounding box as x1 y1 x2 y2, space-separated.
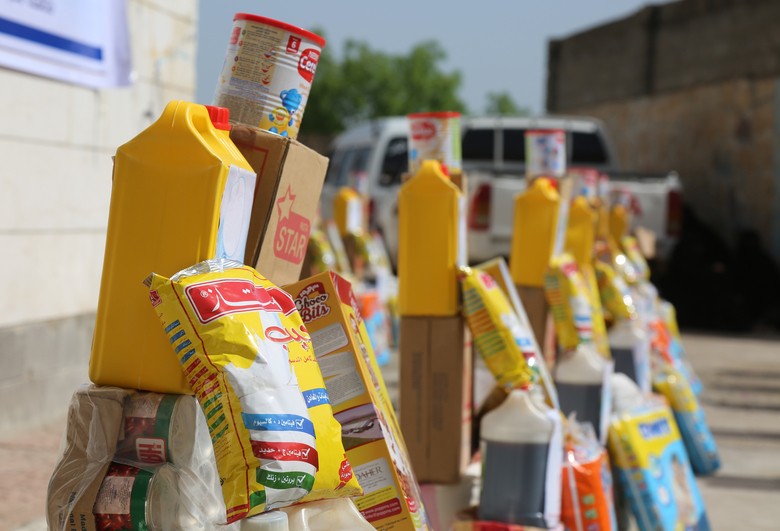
285 272 429 530
230 124 328 286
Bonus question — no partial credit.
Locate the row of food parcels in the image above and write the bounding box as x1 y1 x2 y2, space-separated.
41 9 720 531
45 10 432 529
282 140 721 531
374 115 720 531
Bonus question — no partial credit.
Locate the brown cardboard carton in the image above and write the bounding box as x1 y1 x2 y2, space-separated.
399 316 473 484
284 272 430 530
47 385 129 531
230 124 328 286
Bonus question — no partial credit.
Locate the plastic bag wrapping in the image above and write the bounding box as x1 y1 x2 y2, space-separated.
47 385 241 531
652 366 720 476
113 391 234 529
47 385 128 531
147 259 360 521
280 498 373 530
607 376 711 531
460 267 539 390
561 418 618 531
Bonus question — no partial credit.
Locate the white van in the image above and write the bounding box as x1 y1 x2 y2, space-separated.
321 115 681 265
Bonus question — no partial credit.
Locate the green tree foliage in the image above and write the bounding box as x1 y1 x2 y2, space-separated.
302 37 465 135
485 91 530 116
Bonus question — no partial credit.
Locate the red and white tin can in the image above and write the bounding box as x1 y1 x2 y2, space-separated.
214 13 326 140
115 392 201 468
525 129 567 180
93 463 178 531
407 111 462 175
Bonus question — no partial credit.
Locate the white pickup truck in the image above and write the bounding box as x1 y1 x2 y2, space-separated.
320 115 682 265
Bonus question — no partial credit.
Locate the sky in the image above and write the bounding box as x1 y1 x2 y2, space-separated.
197 0 656 115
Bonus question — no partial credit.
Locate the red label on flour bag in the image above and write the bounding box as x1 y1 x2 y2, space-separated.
185 279 284 323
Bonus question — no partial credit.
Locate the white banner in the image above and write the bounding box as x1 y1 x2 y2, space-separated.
0 0 131 88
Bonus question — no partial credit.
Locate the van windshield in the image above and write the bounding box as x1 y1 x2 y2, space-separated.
325 146 372 188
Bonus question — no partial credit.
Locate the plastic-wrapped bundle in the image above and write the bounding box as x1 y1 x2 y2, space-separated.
561 419 617 531
608 375 711 531
652 366 720 476
46 385 240 531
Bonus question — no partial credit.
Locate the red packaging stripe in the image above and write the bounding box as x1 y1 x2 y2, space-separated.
250 440 320 468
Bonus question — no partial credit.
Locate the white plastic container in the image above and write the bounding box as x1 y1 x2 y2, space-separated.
241 510 289 530
554 344 613 444
479 388 562 528
280 498 374 530
608 319 651 393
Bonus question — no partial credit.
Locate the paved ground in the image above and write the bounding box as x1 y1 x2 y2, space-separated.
3 332 778 530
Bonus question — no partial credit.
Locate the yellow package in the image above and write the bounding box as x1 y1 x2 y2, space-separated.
475 257 559 409
609 403 710 530
285 272 430 530
582 264 611 358
461 267 537 389
147 259 359 522
595 260 635 321
544 254 595 352
622 236 651 281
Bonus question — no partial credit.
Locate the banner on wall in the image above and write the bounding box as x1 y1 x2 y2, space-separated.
0 0 132 88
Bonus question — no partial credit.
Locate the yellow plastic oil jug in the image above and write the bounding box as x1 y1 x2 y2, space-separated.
90 101 257 394
398 159 463 316
509 177 560 287
565 196 611 358
333 186 365 237
610 203 630 246
564 196 596 268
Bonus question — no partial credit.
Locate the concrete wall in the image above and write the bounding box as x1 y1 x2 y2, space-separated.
546 0 780 258
0 0 197 434
567 77 778 251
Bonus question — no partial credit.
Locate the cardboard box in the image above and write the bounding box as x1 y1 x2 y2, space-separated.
399 316 473 484
230 124 328 286
284 272 429 530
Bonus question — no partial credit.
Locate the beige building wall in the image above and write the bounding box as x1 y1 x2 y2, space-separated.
569 77 778 250
0 0 198 433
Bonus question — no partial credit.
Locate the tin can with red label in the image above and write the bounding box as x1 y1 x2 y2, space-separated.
93 462 178 531
214 13 326 140
116 392 203 468
407 111 462 175
525 129 567 180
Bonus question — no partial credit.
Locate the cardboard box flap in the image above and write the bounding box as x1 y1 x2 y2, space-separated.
230 124 329 286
